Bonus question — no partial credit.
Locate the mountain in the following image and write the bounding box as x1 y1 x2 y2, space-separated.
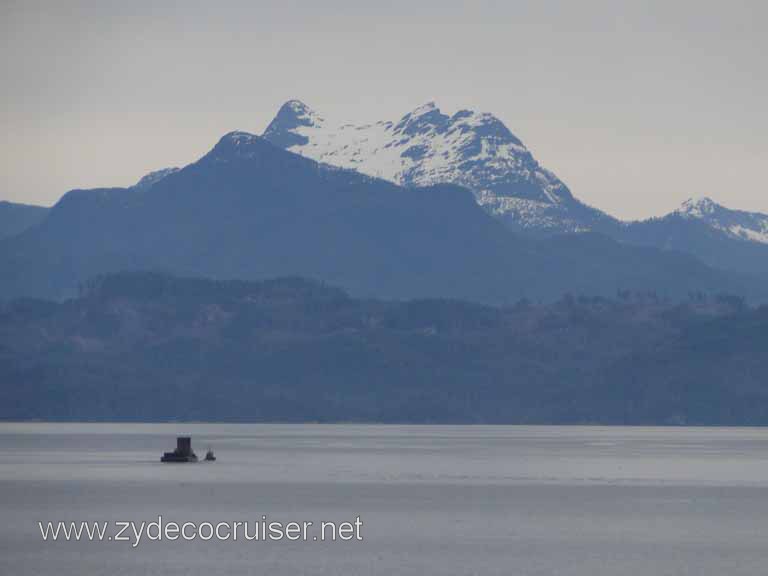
0 168 178 240
263 100 617 235
0 201 48 240
0 132 531 303
616 198 768 280
132 167 180 190
0 131 754 303
1 271 766 424
263 101 768 279
675 197 768 244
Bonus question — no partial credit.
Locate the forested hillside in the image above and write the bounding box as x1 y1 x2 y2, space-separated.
1 272 766 424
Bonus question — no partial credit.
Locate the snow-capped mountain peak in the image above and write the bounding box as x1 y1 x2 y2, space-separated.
263 100 324 148
392 101 448 135
263 99 614 234
678 196 719 218
676 197 768 244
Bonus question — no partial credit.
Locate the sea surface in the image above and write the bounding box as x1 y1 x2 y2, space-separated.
2 423 768 575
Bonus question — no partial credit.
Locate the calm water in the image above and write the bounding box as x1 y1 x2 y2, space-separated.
2 423 768 575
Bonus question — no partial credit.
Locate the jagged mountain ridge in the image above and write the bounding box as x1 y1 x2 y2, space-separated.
261 100 768 278
675 197 768 244
263 100 617 235
0 131 753 303
8 102 767 258
604 197 768 280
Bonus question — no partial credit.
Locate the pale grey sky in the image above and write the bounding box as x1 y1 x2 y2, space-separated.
1 0 766 219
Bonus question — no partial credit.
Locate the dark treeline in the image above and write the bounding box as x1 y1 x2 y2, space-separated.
1 271 766 424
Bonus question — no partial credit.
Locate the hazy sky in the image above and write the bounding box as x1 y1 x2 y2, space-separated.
1 0 766 219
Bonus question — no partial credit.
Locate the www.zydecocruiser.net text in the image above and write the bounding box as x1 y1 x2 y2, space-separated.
38 516 364 547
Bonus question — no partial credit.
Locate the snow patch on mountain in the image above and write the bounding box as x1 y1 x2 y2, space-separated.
677 197 768 244
133 167 180 190
263 100 614 234
262 100 768 244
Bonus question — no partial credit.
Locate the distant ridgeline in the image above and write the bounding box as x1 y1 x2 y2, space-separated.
0 201 48 240
1 272 766 425
0 128 765 304
3 102 768 303
263 100 768 281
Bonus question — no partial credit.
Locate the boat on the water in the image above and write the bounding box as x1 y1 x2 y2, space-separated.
161 437 198 463
204 448 216 462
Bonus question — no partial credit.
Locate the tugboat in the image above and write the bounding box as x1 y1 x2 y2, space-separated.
161 437 198 463
204 447 216 462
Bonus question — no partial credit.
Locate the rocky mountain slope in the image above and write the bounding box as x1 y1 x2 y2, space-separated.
675 197 768 244
616 198 768 279
263 100 616 235
0 132 750 303
263 100 768 278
